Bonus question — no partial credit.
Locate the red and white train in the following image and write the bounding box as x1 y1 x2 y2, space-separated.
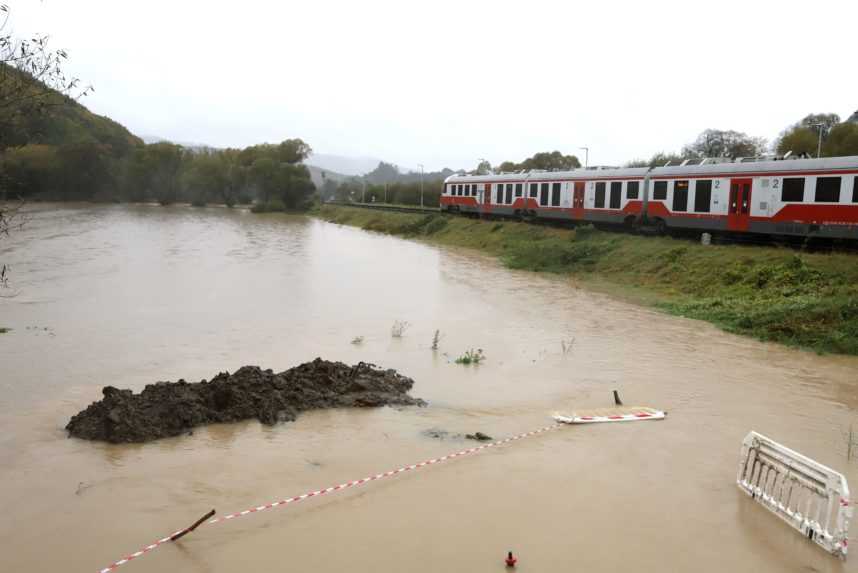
441 156 858 239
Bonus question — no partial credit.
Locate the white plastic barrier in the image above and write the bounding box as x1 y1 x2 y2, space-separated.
737 431 852 558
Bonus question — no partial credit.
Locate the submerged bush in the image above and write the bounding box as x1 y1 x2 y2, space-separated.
455 348 485 365
251 198 286 213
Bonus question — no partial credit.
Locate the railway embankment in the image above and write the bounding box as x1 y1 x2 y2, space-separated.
319 205 858 355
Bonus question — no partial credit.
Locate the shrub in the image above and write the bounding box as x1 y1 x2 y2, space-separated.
455 348 485 365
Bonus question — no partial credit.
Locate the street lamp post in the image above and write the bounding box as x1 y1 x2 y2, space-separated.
418 163 424 209
579 146 589 168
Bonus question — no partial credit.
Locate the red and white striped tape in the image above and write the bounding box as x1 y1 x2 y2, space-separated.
98 422 564 573
553 410 666 424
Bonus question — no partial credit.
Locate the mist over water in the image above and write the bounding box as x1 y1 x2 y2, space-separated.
2 204 857 572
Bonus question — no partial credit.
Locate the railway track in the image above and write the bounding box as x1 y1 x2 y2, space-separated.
325 201 858 253
325 201 441 215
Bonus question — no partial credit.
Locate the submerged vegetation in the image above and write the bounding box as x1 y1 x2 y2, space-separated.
455 349 486 365
319 205 858 355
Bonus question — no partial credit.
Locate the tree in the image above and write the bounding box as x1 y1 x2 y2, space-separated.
1 3 91 293
143 143 185 204
319 178 338 202
473 160 492 175
776 127 818 157
682 129 767 159
824 122 858 157
798 113 840 132
0 4 92 149
776 113 858 157
498 151 581 172
55 142 113 200
365 161 401 184
848 110 858 124
184 151 228 206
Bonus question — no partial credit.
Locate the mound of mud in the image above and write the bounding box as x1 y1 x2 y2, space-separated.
66 359 425 443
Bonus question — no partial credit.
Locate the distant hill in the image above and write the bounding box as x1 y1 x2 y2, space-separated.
1 65 141 155
304 153 392 176
305 164 351 188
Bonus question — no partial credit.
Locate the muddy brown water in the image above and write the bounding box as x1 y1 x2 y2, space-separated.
2 203 858 573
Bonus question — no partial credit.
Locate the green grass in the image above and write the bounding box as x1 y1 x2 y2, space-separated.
318 205 858 355
0 328 10 334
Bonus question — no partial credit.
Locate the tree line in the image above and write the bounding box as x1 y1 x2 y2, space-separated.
0 3 317 211
627 112 858 168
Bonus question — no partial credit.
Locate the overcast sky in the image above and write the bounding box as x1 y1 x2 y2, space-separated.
8 0 858 171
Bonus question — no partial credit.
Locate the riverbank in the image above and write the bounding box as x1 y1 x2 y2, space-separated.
319 205 858 355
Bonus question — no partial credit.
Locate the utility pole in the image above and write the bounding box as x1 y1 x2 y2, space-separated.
810 123 826 158
362 179 366 203
384 182 388 204
418 163 424 209
579 146 589 168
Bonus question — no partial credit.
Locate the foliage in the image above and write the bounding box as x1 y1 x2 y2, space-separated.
776 113 858 157
776 127 818 157
320 205 858 356
473 160 492 175
363 161 454 185
497 150 580 173
351 336 364 345
455 349 485 365
340 179 444 208
0 4 93 149
681 129 767 159
249 198 286 213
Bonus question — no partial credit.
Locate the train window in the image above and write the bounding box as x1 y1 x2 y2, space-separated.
505 184 513 204
815 177 841 202
694 180 712 213
626 181 639 199
854 177 858 202
609 182 622 209
515 183 523 198
594 182 606 208
496 184 503 204
466 184 471 196
673 181 689 212
781 178 804 202
530 183 538 198
551 182 561 206
653 181 667 200
540 183 549 205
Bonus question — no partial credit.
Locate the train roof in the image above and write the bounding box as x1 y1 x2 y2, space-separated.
444 156 858 183
648 155 858 177
444 166 649 183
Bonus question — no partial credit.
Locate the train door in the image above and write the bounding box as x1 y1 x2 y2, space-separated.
727 178 752 231
572 181 585 219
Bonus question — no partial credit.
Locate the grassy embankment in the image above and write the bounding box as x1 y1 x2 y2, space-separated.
319 205 858 355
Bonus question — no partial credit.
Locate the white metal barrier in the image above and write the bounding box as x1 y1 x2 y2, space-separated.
737 431 852 558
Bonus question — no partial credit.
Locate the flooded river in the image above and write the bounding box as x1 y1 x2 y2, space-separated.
2 203 858 573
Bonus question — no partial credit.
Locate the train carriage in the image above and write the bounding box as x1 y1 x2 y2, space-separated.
441 155 858 239
646 156 858 238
